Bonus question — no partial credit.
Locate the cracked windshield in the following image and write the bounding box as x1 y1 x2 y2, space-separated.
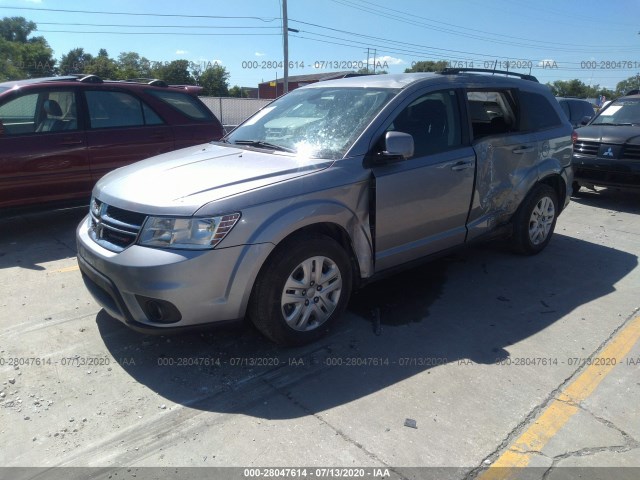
227 87 396 159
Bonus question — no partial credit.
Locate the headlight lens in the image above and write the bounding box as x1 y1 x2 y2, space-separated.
138 213 241 250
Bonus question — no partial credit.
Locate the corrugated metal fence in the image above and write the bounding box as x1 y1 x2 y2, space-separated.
199 97 272 133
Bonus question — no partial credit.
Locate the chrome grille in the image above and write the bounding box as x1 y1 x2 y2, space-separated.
573 140 599 157
89 198 147 252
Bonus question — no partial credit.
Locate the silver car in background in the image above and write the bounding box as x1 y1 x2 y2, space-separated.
76 70 573 345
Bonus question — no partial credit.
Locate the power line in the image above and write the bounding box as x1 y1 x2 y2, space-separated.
37 30 280 36
291 32 640 75
0 6 279 22
326 0 639 53
36 22 281 30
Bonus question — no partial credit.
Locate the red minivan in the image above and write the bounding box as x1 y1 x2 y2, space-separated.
0 75 223 212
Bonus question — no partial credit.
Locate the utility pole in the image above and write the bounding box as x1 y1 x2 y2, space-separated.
372 49 377 74
283 0 289 94
366 48 370 73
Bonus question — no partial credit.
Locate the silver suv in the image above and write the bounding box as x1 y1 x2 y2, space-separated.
76 69 573 345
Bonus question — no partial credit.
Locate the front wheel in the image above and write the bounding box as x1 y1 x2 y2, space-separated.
511 184 558 255
248 234 353 346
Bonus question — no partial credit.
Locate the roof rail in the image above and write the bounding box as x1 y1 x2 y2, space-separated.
122 78 169 87
74 74 103 84
439 67 539 83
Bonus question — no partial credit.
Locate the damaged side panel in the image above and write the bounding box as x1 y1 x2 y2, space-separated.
466 134 538 240
465 133 570 242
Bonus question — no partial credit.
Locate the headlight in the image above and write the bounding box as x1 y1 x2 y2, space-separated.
138 213 241 250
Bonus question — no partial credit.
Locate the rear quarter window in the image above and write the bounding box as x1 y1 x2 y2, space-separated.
519 91 562 131
146 90 213 120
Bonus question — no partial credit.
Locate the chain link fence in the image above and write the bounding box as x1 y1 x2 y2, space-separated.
199 97 272 134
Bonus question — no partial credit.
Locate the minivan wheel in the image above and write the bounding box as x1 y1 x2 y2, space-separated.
248 234 352 346
512 184 558 255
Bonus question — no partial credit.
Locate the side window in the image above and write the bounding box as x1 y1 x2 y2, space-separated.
0 91 77 134
146 90 213 120
559 101 571 121
572 101 593 119
518 91 562 131
387 90 462 157
142 103 164 125
85 91 164 129
0 93 38 135
466 90 517 139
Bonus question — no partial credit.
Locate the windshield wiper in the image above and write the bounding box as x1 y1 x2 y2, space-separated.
595 122 637 126
232 139 296 153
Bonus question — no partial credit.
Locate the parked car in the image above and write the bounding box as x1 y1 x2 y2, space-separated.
76 69 573 346
0 75 223 211
572 93 640 193
556 97 594 127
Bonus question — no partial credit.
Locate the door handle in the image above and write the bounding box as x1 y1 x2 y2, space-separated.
512 146 535 154
451 161 474 171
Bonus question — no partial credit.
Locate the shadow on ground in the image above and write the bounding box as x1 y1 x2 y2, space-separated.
0 206 87 271
96 232 638 419
571 187 640 215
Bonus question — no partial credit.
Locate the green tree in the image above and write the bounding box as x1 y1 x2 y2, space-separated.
151 59 194 85
615 74 640 97
547 79 616 99
116 51 151 80
0 17 55 80
404 60 448 73
356 67 387 75
0 16 36 42
228 85 248 98
198 65 230 96
59 47 93 75
84 49 118 79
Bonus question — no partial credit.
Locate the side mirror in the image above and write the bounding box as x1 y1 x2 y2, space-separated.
383 131 414 159
365 131 414 167
580 116 592 126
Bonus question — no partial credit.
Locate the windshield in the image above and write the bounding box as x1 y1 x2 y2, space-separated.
0 86 10 94
226 86 397 159
592 98 640 126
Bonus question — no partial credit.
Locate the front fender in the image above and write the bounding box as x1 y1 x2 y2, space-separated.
252 199 374 279
219 179 374 280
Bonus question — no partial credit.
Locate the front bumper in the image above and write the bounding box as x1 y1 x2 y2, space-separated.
76 215 274 332
572 155 640 189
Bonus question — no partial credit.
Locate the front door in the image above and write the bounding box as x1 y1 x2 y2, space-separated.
371 89 476 272
0 89 89 209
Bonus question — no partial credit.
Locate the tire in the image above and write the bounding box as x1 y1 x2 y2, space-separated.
248 234 353 346
511 184 558 255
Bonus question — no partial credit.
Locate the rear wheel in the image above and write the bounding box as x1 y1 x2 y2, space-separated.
512 184 558 255
248 234 352 346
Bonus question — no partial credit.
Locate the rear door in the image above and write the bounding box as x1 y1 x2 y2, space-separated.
145 89 222 145
371 89 476 271
0 88 90 209
83 89 174 183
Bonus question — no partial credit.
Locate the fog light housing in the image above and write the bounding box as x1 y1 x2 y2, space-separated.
136 296 182 324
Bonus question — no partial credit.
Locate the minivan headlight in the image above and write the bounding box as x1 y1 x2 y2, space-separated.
138 213 241 250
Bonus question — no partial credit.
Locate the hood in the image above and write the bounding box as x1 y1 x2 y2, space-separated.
577 125 640 145
95 143 332 216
